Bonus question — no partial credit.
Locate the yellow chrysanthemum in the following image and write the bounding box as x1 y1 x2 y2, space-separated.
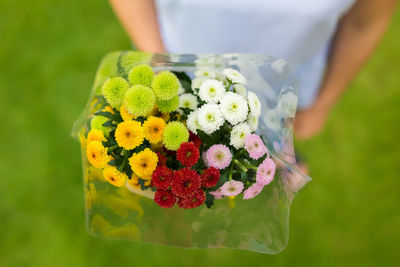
103 166 128 187
129 148 158 177
142 116 166 144
103 106 115 114
87 129 106 143
140 175 152 181
119 104 136 121
115 121 144 150
86 141 110 169
126 173 151 191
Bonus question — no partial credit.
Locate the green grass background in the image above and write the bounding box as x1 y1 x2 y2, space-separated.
1 1 399 266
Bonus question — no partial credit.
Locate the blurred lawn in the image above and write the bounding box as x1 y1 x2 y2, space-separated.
1 1 399 266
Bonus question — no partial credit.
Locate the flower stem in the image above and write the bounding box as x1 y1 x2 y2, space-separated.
234 159 247 172
242 161 258 171
118 149 129 171
108 144 119 152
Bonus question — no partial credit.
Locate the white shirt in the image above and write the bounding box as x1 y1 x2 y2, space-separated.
155 0 355 109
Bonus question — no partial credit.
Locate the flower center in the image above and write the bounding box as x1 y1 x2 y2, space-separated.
186 151 192 158
152 127 159 133
229 187 235 192
209 88 216 96
206 114 215 122
183 181 191 188
160 176 165 181
216 152 224 161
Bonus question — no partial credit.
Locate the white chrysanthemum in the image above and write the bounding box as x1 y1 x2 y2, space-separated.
248 91 261 116
222 68 247 84
230 123 251 149
179 93 198 110
178 81 185 95
198 79 226 103
233 84 247 98
191 77 208 92
247 112 259 132
194 68 218 79
187 110 202 134
197 103 224 134
219 92 248 125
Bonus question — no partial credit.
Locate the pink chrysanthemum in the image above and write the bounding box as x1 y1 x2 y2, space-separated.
209 188 224 199
244 134 268 160
243 183 264 199
206 144 232 170
256 158 276 186
220 180 244 196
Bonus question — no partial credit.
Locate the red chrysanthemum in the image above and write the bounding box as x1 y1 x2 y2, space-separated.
152 166 173 189
156 152 167 167
154 189 177 208
177 189 206 209
189 131 202 148
201 167 220 188
171 168 201 198
176 142 200 167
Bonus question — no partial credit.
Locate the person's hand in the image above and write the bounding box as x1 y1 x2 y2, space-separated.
294 105 329 140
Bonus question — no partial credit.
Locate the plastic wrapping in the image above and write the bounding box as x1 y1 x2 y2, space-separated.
72 51 311 254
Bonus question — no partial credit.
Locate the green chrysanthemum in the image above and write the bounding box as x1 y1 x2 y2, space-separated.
128 64 154 87
162 121 189 151
123 85 155 117
91 115 111 137
101 77 129 108
156 95 179 114
151 71 179 100
94 52 119 94
120 51 152 71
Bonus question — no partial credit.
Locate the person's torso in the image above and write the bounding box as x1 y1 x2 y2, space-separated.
155 0 356 109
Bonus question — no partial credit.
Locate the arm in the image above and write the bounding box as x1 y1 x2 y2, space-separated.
295 0 398 139
109 0 166 53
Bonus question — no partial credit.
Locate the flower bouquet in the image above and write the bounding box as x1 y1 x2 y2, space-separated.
73 51 310 254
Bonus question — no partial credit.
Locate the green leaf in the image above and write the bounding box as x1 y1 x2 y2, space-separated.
205 193 215 209
94 111 115 120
